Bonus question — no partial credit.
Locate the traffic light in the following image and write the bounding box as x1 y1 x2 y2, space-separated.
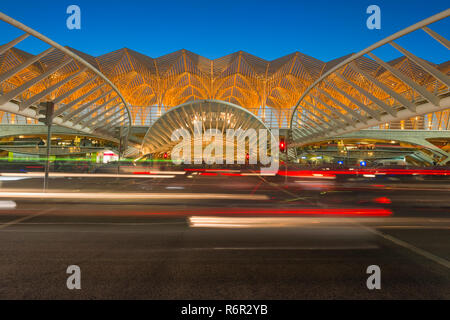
38 102 54 126
246 153 250 161
279 138 286 153
163 152 168 159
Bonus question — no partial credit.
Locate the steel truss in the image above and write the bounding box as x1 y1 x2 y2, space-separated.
0 12 132 143
290 9 450 146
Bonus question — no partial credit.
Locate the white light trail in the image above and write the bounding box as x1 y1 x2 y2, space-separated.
0 201 17 209
0 192 269 201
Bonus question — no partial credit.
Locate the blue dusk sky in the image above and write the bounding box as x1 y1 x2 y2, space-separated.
0 0 449 62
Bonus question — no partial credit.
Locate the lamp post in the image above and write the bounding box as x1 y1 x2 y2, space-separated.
117 126 124 175
39 102 54 192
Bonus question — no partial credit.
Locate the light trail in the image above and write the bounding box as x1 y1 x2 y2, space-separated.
278 169 450 177
132 171 186 175
194 208 392 217
0 172 176 179
189 213 393 228
0 192 270 201
0 201 16 209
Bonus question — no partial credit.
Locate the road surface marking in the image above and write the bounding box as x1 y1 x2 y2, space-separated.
362 225 450 269
0 208 54 230
260 179 298 198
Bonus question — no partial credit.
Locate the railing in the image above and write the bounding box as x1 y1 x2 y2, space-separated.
129 105 292 129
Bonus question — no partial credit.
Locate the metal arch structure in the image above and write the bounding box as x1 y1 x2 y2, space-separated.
6 20 448 132
0 12 132 144
3 47 330 128
141 99 272 157
88 49 324 127
290 9 450 147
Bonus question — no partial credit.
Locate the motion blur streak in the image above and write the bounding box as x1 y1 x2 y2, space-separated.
374 197 392 204
0 173 176 179
182 169 277 176
118 208 391 218
132 171 186 175
197 208 393 217
278 169 450 177
189 217 344 228
184 169 241 172
0 201 16 209
0 177 30 181
0 192 270 201
240 173 277 176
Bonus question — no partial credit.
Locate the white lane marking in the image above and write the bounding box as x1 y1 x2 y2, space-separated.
363 226 450 269
0 209 53 230
0 192 269 201
0 201 16 209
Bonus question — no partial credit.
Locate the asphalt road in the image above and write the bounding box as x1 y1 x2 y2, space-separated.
0 171 448 299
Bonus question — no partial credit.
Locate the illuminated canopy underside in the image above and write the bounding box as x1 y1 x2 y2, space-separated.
0 12 132 142
0 10 448 146
290 9 450 146
5 45 448 129
141 100 270 158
